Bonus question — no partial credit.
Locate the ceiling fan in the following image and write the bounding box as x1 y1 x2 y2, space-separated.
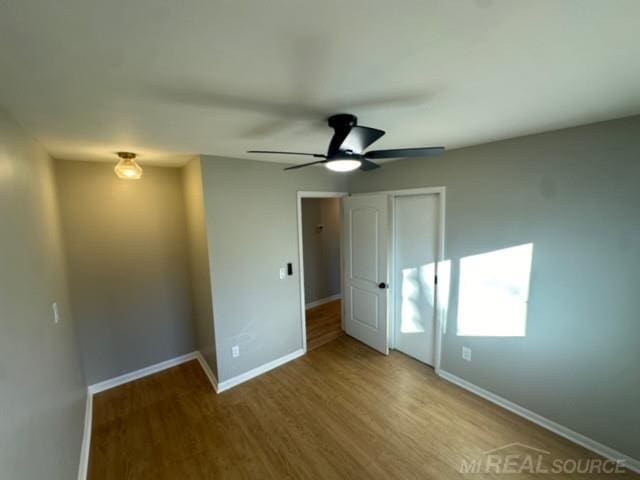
247 113 444 172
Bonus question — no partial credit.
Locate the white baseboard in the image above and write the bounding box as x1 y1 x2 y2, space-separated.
86 348 304 396
437 369 640 474
77 388 92 480
305 293 341 310
217 349 305 393
88 351 199 395
195 352 219 393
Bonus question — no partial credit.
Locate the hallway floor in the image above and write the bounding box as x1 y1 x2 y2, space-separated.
305 299 343 351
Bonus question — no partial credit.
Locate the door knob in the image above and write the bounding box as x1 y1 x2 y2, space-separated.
378 282 388 289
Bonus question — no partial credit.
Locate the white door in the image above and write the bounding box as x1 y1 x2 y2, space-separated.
343 194 389 354
393 194 438 365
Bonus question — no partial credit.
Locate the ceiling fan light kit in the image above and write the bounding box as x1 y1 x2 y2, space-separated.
325 159 361 172
248 113 445 173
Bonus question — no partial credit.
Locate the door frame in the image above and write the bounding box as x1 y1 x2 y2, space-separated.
352 187 446 371
296 191 349 353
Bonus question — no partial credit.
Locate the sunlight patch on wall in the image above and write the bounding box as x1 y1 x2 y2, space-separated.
399 259 451 335
400 264 434 334
457 243 533 337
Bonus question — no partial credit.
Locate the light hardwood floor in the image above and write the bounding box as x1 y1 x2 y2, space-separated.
90 336 637 479
305 299 343 351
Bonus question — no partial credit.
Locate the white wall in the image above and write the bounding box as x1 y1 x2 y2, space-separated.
0 109 86 478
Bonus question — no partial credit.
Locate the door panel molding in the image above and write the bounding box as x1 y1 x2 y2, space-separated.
350 206 379 284
351 286 379 330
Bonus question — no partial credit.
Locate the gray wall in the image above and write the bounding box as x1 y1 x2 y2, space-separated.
350 115 640 460
301 198 341 304
182 158 218 377
55 160 195 384
0 110 86 478
200 156 348 382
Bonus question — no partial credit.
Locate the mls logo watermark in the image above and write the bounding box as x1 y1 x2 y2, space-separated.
460 443 627 475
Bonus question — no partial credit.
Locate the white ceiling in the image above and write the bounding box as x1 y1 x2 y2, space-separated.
1 0 639 166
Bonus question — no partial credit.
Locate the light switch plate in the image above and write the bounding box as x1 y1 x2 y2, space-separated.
279 267 286 280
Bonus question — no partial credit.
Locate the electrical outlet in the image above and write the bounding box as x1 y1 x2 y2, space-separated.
52 302 60 324
279 267 286 280
232 345 240 358
462 346 471 362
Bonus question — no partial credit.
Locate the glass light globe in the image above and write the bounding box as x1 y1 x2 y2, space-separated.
114 152 143 180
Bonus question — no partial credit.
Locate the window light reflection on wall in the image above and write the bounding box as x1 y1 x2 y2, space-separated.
457 243 533 337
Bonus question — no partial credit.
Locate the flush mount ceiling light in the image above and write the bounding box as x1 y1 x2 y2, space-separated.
114 152 143 180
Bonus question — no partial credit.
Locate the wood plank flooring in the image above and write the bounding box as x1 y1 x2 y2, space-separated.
305 299 343 350
90 336 638 479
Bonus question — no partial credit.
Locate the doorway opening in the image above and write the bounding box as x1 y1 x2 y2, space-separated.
297 191 348 352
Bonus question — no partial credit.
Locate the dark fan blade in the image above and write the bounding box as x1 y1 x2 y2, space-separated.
359 159 380 171
339 126 385 153
248 150 326 158
283 160 328 170
364 147 445 159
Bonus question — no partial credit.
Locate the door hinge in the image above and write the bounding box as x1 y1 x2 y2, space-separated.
434 275 438 285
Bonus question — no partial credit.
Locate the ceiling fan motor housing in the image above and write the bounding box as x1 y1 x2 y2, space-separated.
327 113 359 157
328 113 358 130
